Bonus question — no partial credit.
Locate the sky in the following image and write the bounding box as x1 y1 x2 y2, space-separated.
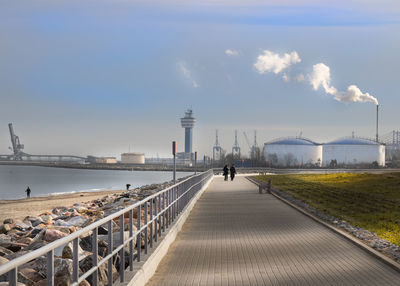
1 0 399 158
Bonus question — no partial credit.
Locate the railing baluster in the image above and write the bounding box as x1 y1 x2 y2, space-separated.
73 238 79 283
144 201 148 254
137 205 141 262
150 198 153 248
9 268 17 286
162 192 165 232
158 195 161 237
92 227 98 286
154 196 158 242
107 220 113 286
46 250 54 286
129 209 134 271
119 215 125 282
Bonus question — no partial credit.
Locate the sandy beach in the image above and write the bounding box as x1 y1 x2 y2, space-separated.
0 190 125 222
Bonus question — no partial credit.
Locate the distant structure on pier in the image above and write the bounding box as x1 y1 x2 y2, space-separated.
177 109 196 164
180 109 196 154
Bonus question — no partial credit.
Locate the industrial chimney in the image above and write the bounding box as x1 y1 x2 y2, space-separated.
376 105 379 143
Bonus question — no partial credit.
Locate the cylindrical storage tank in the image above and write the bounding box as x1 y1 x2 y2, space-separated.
322 138 385 167
264 137 322 167
121 153 145 164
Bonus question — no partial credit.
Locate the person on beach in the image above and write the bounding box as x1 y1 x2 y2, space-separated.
223 165 229 181
25 186 31 198
126 184 131 191
230 164 236 181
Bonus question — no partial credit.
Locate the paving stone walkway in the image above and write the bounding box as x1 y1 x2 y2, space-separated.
146 176 400 285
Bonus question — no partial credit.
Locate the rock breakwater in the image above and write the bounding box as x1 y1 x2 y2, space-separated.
0 178 182 285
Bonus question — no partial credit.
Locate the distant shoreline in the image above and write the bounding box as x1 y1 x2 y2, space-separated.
0 161 200 172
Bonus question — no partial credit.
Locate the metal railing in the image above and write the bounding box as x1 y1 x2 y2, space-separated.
0 169 213 286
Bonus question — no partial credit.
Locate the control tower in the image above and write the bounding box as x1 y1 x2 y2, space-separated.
180 109 196 154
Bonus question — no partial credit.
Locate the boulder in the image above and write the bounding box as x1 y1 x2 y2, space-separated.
52 207 69 216
66 216 89 227
79 256 113 286
3 218 14 224
31 218 44 227
4 251 30 261
35 257 73 286
0 224 11 234
0 256 8 266
40 215 53 225
14 221 32 230
98 231 135 252
24 240 48 251
44 229 68 242
19 268 43 284
78 280 91 286
0 241 27 252
0 245 13 256
53 219 72 227
16 237 34 245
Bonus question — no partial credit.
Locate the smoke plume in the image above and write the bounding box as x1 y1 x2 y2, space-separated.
309 63 378 105
254 50 301 74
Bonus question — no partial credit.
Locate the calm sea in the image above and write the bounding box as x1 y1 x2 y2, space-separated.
0 165 190 200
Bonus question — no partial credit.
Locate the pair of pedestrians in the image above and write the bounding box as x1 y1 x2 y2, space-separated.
223 164 236 181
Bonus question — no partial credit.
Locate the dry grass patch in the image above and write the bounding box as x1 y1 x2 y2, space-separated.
254 173 400 245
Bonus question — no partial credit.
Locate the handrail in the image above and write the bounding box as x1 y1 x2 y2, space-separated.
0 169 214 285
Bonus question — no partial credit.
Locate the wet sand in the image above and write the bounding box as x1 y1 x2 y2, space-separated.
0 190 125 222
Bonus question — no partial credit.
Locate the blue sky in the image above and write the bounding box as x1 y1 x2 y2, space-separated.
1 0 399 158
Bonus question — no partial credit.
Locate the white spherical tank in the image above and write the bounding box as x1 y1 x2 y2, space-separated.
264 137 322 167
121 153 145 164
322 138 385 166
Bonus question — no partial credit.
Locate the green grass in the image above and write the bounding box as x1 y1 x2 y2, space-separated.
254 173 400 245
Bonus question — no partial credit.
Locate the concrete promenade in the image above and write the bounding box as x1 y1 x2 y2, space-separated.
146 176 400 285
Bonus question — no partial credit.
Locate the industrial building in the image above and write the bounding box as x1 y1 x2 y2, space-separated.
121 152 145 164
264 137 322 167
95 157 117 164
323 137 385 167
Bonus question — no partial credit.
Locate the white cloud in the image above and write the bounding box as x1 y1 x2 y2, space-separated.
309 63 337 95
295 73 305 82
282 73 290 82
225 49 239 56
309 63 378 105
177 61 199 88
254 50 301 74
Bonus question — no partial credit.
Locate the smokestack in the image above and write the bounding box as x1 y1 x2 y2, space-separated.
376 105 379 143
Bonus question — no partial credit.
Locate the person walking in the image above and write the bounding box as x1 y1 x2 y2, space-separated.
25 186 31 198
223 165 229 181
230 164 236 181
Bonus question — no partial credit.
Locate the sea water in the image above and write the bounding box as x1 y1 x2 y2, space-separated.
0 165 190 200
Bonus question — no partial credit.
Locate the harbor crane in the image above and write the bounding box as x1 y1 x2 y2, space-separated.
232 130 241 158
213 130 223 161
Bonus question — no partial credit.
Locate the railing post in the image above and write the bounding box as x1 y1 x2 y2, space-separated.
144 202 148 255
73 238 79 283
137 205 141 262
9 268 17 286
107 220 113 286
46 250 54 286
154 196 158 242
162 192 166 232
129 209 134 271
119 215 125 282
158 195 161 237
150 198 153 248
92 227 98 286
